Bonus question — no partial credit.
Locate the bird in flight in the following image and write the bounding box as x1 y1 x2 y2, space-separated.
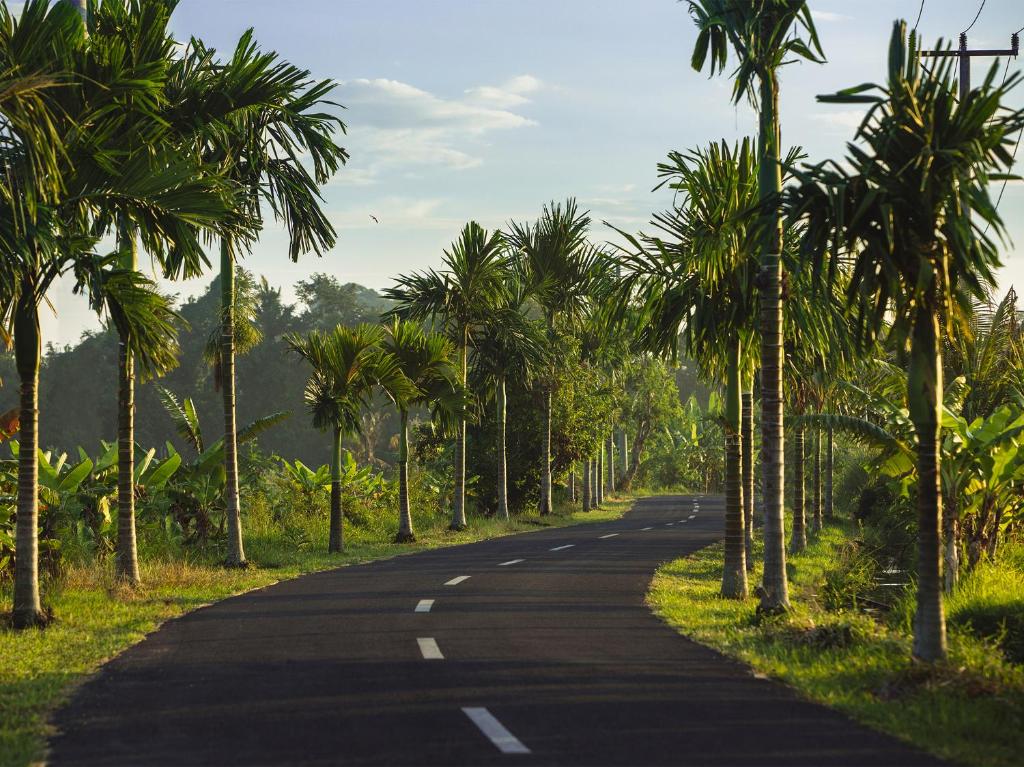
369 214 379 224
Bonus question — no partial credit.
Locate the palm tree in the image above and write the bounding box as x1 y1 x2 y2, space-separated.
616 140 760 598
689 0 824 612
84 0 240 586
0 0 229 626
381 318 465 541
471 278 547 520
787 22 1024 660
386 222 507 530
198 31 348 566
286 324 403 552
508 199 597 516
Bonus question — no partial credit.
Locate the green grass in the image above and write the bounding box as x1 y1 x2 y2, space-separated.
0 494 635 767
648 519 1024 767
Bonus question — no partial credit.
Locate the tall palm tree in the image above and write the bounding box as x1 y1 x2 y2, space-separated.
195 31 348 567
84 0 240 586
787 22 1024 660
381 318 465 541
286 324 403 552
1 0 230 626
508 199 597 516
689 0 824 612
471 279 546 520
386 222 507 530
616 140 760 598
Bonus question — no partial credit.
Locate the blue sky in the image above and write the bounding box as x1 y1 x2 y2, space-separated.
41 0 1024 347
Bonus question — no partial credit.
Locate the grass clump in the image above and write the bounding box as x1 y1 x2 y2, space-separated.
648 519 1024 767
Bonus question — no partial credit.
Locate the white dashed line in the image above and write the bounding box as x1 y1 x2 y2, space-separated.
599 533 619 539
417 637 443 659
549 544 575 551
688 515 696 520
641 527 653 531
462 707 531 754
498 559 524 567
665 522 674 526
414 599 434 613
445 576 471 586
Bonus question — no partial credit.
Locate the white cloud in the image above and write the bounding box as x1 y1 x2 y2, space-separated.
810 109 867 133
813 10 853 23
330 196 456 231
333 75 544 186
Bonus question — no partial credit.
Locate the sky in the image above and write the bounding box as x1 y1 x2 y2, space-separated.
38 0 1024 348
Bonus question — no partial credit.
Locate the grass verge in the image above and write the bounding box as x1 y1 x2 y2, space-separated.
0 494 634 767
648 519 1024 767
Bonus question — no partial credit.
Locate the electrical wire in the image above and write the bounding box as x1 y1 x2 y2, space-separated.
962 0 986 35
913 0 925 32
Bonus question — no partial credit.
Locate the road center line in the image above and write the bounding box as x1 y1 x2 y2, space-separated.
549 544 575 551
599 533 619 539
498 559 524 566
462 707 531 754
665 522 674 526
641 527 653 531
445 576 471 586
414 599 434 613
688 514 696 520
417 637 443 660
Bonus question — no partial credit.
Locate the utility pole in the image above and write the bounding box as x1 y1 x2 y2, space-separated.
920 32 1019 102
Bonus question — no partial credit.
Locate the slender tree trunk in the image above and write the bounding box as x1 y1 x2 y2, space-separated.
606 433 615 493
620 430 629 483
812 427 823 533
396 410 415 542
115 223 140 585
757 72 789 611
910 308 947 662
540 386 552 515
742 386 755 571
582 459 591 512
622 425 647 490
944 496 959 594
569 465 576 503
496 376 509 521
596 449 604 507
329 425 344 552
451 336 468 530
790 424 806 554
13 292 43 628
722 342 748 598
825 425 834 520
220 240 246 567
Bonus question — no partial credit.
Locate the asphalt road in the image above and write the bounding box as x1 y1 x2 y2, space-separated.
49 495 942 766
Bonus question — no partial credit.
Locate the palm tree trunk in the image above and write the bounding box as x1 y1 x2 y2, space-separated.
569 465 576 503
757 71 789 611
396 410 415 542
582 460 591 512
115 223 140 585
790 424 806 554
496 375 509 521
540 385 552 515
451 336 468 530
742 386 755 571
596 450 604 507
12 292 43 628
606 433 615 493
329 425 344 552
722 342 748 598
944 496 959 594
220 240 246 567
825 424 834 520
621 431 629 479
812 427 822 533
910 308 947 662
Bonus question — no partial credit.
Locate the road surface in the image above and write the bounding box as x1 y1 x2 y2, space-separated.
49 495 940 766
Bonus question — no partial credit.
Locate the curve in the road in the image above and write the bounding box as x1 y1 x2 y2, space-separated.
49 495 943 766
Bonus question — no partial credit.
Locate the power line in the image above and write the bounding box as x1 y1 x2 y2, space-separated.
913 0 925 32
992 124 1023 218
962 0 986 34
